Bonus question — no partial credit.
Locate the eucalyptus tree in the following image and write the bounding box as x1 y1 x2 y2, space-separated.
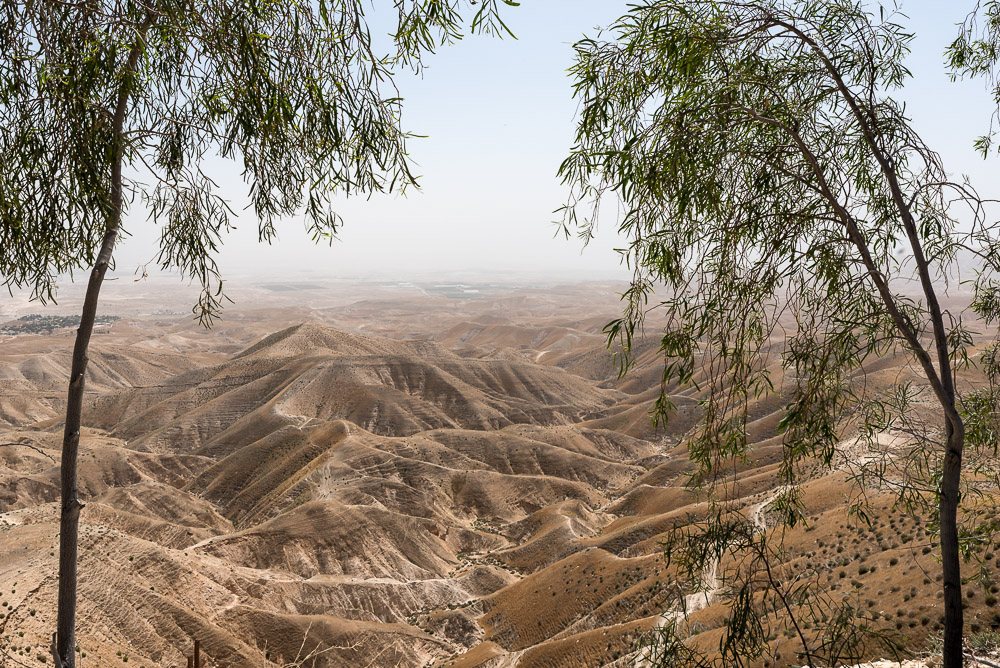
560 1 997 666
0 1 516 666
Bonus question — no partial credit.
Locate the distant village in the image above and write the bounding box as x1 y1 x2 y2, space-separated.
0 313 121 335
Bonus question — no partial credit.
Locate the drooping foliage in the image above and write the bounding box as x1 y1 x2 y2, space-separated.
0 0 517 321
561 1 998 665
949 0 1000 156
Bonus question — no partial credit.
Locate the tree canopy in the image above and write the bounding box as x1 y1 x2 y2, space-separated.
561 1 998 666
949 0 1000 156
0 0 517 321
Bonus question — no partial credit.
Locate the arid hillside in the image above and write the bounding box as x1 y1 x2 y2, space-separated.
0 279 997 668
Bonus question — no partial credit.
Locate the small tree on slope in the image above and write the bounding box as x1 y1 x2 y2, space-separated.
560 1 999 666
0 1 516 666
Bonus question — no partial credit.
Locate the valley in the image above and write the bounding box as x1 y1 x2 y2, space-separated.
0 279 996 668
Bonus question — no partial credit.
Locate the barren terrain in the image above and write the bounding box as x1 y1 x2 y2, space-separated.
1 278 997 667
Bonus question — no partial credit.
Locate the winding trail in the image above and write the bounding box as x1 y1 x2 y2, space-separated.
634 485 790 667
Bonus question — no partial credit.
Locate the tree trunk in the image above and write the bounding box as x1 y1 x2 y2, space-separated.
53 227 119 668
50 17 151 666
940 417 965 668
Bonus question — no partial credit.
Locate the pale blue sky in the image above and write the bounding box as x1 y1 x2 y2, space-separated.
113 0 997 282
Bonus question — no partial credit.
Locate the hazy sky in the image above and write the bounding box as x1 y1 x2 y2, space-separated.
111 0 998 283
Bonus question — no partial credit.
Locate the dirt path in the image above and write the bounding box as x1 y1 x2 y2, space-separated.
633 486 789 666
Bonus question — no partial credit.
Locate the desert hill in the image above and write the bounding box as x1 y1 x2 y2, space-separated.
0 342 212 426
0 281 997 668
89 322 619 456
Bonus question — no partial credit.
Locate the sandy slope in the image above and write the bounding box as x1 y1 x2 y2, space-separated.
0 284 996 668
